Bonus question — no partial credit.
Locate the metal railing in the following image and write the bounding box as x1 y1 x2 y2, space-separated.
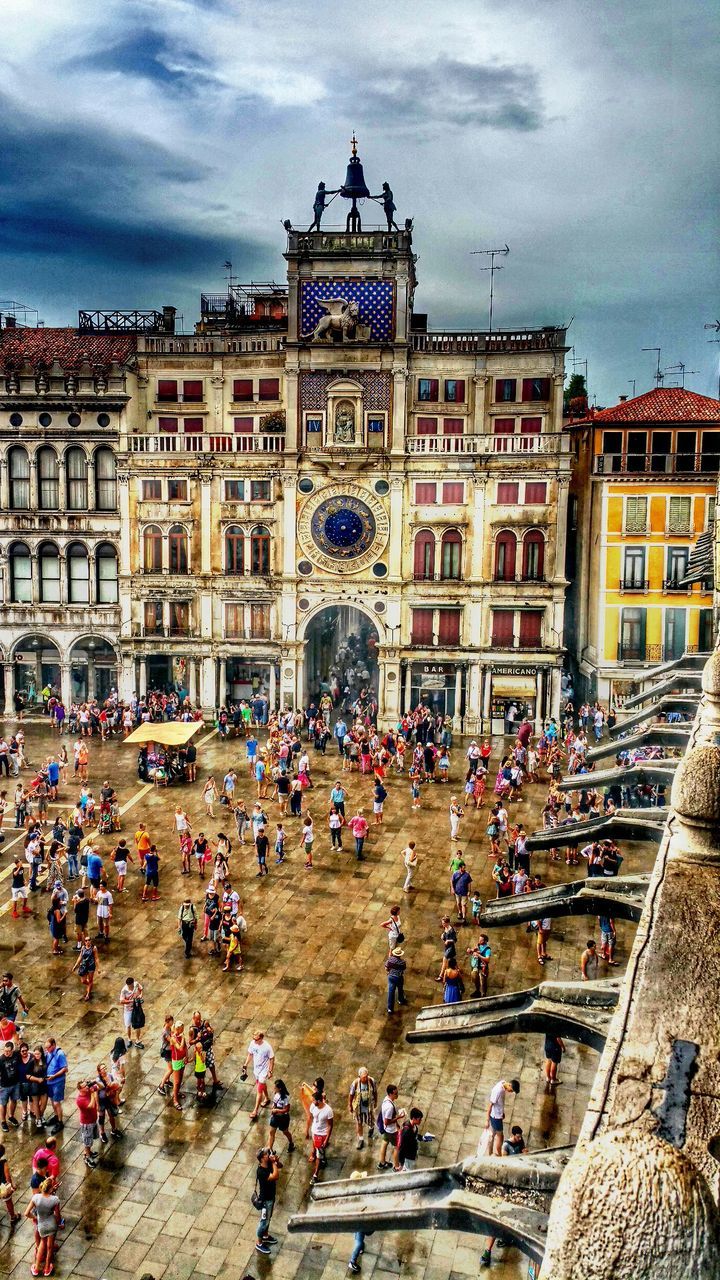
595 452 720 475
616 643 664 663
618 579 650 593
129 434 285 454
662 578 691 593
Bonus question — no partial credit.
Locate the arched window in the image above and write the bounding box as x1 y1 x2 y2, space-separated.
37 447 59 510
143 525 163 572
8 448 30 510
494 530 517 581
95 447 116 510
9 542 32 602
250 525 270 575
522 530 545 581
39 542 61 603
67 543 90 604
413 530 435 580
225 525 244 575
169 524 189 574
96 543 119 603
440 529 462 580
66 448 88 510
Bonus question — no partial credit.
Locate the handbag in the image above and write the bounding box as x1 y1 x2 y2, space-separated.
250 1173 263 1210
0 1182 13 1200
130 998 146 1030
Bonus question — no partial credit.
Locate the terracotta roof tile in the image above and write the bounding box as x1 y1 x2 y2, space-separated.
0 327 136 370
587 387 720 424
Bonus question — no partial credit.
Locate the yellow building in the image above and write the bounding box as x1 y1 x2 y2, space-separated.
568 387 719 704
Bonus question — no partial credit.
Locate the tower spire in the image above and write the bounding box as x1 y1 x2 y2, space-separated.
350 131 358 157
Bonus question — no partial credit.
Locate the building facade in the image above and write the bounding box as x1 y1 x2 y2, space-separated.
567 387 719 705
0 152 571 729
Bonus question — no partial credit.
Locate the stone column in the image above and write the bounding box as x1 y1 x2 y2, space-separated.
86 457 96 511
34 651 42 694
454 665 463 730
200 656 216 712
551 372 565 432
187 658 197 705
296 654 305 708
388 477 404 579
86 652 96 701
269 662 277 711
282 475 297 577
535 668 544 732
280 654 296 712
482 665 492 725
403 661 412 713
28 455 39 511
30 546 40 605
549 666 562 720
0 458 8 512
284 368 299 453
200 470 212 575
553 475 570 583
60 663 71 709
472 373 488 434
390 366 408 455
4 664 15 715
139 658 148 698
217 657 227 709
470 476 487 581
382 656 400 726
118 472 131 575
119 655 134 702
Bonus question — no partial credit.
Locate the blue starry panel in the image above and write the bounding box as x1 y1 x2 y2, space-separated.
301 279 395 341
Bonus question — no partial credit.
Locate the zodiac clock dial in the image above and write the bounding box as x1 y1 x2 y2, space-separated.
297 483 390 574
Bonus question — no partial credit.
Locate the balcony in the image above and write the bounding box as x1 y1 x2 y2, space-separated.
406 433 565 456
129 433 285 454
616 643 664 663
618 579 650 593
595 452 720 476
662 579 691 593
410 326 566 354
412 572 462 583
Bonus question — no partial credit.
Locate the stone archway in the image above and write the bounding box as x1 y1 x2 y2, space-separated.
69 636 119 704
11 635 61 706
303 604 380 713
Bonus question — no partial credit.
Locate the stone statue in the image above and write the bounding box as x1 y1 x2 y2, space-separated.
334 403 355 442
371 182 399 231
302 297 361 343
308 182 338 232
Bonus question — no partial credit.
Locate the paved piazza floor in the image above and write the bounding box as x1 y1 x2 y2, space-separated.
0 720 655 1280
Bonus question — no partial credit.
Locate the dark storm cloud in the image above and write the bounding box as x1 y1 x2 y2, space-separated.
353 58 544 131
62 30 216 92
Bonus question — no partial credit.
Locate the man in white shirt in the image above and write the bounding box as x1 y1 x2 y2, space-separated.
309 1089 334 1181
487 1078 520 1156
243 1030 275 1120
402 842 418 893
118 978 144 1050
377 1084 402 1171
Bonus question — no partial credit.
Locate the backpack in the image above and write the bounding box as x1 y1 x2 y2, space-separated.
376 1100 395 1136
0 989 15 1018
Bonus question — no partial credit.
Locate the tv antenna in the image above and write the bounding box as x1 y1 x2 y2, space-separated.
628 379 636 396
663 361 696 389
223 259 238 289
471 244 509 334
642 347 663 387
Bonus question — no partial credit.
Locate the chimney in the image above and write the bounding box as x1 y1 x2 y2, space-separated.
618 395 627 402
4 315 16 329
162 306 176 335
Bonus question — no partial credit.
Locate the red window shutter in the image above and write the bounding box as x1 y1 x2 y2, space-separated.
538 378 550 400
413 533 435 578
258 378 280 400
492 610 514 645
521 417 542 433
454 379 466 402
494 418 515 434
443 418 464 435
157 380 177 402
417 417 438 435
495 532 516 580
415 483 437 504
521 380 550 403
442 482 464 504
428 379 439 401
497 482 519 503
411 608 433 643
183 380 204 402
234 417 254 434
183 418 203 434
522 532 545 579
233 379 254 401
438 609 461 645
158 416 178 433
519 611 543 647
525 482 547 503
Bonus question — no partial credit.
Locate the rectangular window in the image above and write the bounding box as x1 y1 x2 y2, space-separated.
142 480 162 500
417 417 438 435
97 553 118 604
442 481 464 504
411 608 434 644
157 379 178 402
520 416 542 434
666 547 689 584
158 416 178 433
525 481 547 503
182 380 203 402
625 496 648 533
169 602 190 635
676 431 697 473
444 379 465 403
438 608 461 645
224 479 245 501
620 607 645 660
250 479 271 502
233 379 254 401
168 479 188 501
442 418 464 436
668 495 692 533
495 379 516 402
651 431 672 472
258 378 280 400
234 417 254 434
519 610 543 648
225 603 244 638
415 482 437 504
250 603 271 638
626 430 648 473
497 481 519 503
493 418 515 450
418 378 439 402
144 601 163 635
491 609 514 646
183 418 203 434
521 377 550 402
623 547 646 588
69 552 90 604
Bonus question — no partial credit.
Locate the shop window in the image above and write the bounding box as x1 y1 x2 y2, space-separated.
250 479 271 502
497 481 519 504
169 524 189 574
491 609 514 646
413 531 435 580
96 543 119 603
625 496 648 533
168 479 188 501
494 531 517 581
258 378 280 400
251 525 271 574
668 495 691 533
525 481 547 503
143 525 163 572
250 603 271 637
66 448 88 510
444 379 466 403
144 601 163 635
418 378 439 402
522 531 545 581
158 417 179 433
519 610 543 648
442 481 464 504
225 479 245 501
39 542 60 603
440 530 462 580
443 418 464 436
157 379 178 402
233 379 254 401
495 379 516 402
182 380 204 402
67 543 90 604
142 479 162 500
37 447 59 510
416 417 438 435
225 603 244 638
415 482 437 504
225 525 245 575
169 602 190 635
438 608 461 645
95 448 116 511
411 608 434 644
521 377 550 402
8 447 30 510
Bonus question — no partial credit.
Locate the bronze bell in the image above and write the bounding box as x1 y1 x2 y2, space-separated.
341 155 370 200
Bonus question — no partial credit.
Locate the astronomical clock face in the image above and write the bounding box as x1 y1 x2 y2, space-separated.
297 483 390 574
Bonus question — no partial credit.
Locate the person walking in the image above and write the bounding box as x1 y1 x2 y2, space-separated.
75 1079 99 1167
255 827 270 877
376 1085 401 1171
380 906 403 951
402 842 418 893
543 1034 565 1087
242 1031 275 1121
308 1088 334 1182
581 938 600 980
141 845 160 902
347 809 368 860
385 947 407 1015
177 898 197 958
467 934 492 997
267 1079 295 1153
329 807 344 851
397 1107 424 1171
25 1175 62 1274
348 1067 377 1150
0 1143 21 1226
0 1042 22 1132
449 796 463 840
72 935 99 1002
169 1022 188 1111
119 978 144 1049
253 1146 281 1256
486 1079 520 1156
44 1039 68 1135
451 860 472 923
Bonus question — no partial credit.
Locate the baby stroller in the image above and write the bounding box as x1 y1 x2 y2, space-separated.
98 802 113 835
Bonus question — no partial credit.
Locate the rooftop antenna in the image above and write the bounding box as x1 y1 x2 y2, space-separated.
663 361 697 389
628 379 636 396
642 347 663 387
471 244 510 334
223 260 238 291
571 350 588 381
704 321 720 397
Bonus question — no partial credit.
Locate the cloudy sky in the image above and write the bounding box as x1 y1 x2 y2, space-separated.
1 0 718 403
